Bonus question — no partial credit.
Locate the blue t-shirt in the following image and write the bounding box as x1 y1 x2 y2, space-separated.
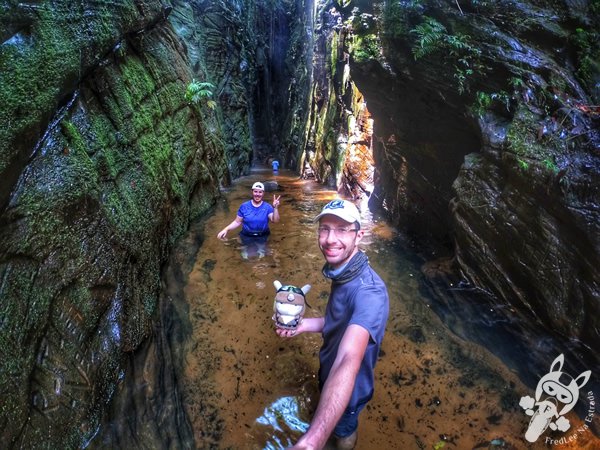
272 160 280 171
319 254 389 410
237 200 274 235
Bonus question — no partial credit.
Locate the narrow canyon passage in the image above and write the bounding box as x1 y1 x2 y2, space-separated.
1 2 598 448
164 168 598 449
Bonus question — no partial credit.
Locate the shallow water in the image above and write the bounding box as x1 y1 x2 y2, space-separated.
176 168 599 450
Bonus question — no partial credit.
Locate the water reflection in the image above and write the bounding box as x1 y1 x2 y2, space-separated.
239 234 270 260
176 168 599 449
256 396 310 449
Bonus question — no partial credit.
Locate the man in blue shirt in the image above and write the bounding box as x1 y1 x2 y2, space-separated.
276 199 389 449
217 182 281 257
272 159 280 172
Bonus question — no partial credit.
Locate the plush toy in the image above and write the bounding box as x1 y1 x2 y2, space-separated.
272 280 311 329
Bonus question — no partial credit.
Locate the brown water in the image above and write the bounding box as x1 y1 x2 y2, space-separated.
177 168 599 450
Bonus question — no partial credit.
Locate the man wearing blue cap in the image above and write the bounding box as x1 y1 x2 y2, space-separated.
276 199 389 449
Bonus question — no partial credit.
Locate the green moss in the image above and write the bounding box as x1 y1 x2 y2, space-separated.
382 0 422 39
507 108 545 158
61 121 88 153
471 90 511 117
506 107 567 164
0 2 139 172
86 115 122 178
542 158 559 174
351 33 380 63
103 188 144 241
121 57 157 104
137 134 170 181
329 31 340 78
96 53 171 139
12 138 97 252
0 37 67 170
347 9 381 63
517 158 529 171
570 27 600 96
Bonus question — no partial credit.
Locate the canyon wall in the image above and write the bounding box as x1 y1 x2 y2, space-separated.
307 0 599 355
0 1 230 446
0 0 311 447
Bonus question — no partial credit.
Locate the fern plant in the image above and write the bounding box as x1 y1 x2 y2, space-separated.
410 17 447 59
411 17 477 60
410 16 485 93
185 80 217 109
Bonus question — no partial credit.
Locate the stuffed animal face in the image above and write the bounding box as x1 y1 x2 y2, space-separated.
272 280 311 329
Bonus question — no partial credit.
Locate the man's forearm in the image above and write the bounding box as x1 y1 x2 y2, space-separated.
301 317 324 333
292 325 369 450
295 354 358 449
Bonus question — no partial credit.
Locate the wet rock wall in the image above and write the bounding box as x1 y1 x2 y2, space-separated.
1 0 313 447
301 3 374 191
421 1 598 350
0 1 229 447
169 0 253 178
306 0 599 352
246 0 314 168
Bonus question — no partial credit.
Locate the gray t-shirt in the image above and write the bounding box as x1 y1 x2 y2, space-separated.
319 255 389 410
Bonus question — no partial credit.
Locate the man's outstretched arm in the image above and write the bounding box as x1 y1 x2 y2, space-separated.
291 324 370 450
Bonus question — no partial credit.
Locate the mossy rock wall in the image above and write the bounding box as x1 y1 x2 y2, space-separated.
302 4 367 188
169 0 253 178
2 0 598 446
0 2 227 447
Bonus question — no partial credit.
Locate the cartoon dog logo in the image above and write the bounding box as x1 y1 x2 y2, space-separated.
519 354 591 442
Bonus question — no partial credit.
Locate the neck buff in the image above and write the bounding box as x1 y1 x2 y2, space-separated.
322 251 369 284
